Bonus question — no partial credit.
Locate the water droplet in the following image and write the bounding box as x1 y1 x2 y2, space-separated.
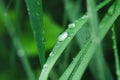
81 14 88 19
55 41 60 48
43 64 48 68
92 38 100 44
71 73 75 75
37 1 40 5
68 23 75 28
17 49 24 57
4 12 7 16
36 13 39 16
27 8 30 11
49 52 55 57
112 36 115 39
58 32 68 41
42 37 46 44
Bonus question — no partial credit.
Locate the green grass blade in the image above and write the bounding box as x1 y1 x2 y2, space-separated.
97 0 111 11
15 0 22 34
71 2 120 79
59 2 120 80
87 0 107 80
89 49 114 80
39 15 88 80
87 0 99 42
59 39 92 80
39 1 115 79
111 25 120 80
25 0 45 66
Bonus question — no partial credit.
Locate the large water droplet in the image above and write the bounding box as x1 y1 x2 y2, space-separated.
58 32 68 41
68 23 75 28
43 64 48 68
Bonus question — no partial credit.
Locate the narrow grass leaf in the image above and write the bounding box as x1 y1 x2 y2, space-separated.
59 2 120 80
39 1 116 79
39 14 88 80
87 0 107 80
111 25 120 80
71 2 120 79
25 0 45 66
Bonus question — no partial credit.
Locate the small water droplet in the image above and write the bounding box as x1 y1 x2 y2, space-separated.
17 49 24 57
37 1 40 5
55 41 60 48
75 20 78 23
112 36 115 39
71 73 75 75
68 23 75 28
92 38 100 44
43 64 48 68
42 37 46 44
4 12 7 16
27 8 30 11
36 13 39 16
81 14 88 19
49 52 55 57
42 30 45 34
58 32 68 41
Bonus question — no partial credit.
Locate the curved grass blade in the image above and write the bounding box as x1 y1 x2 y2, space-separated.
111 25 120 80
39 0 113 79
59 2 120 80
39 14 88 80
25 0 45 66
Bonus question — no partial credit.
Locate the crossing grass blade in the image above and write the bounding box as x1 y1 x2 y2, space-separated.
59 1 120 80
87 0 107 80
25 0 45 66
39 14 88 80
39 0 114 80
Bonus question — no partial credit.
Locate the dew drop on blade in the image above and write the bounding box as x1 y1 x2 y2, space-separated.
4 12 7 16
49 52 55 57
36 13 39 16
37 1 40 5
68 23 75 28
43 64 48 68
17 49 25 57
58 32 68 41
81 14 88 19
